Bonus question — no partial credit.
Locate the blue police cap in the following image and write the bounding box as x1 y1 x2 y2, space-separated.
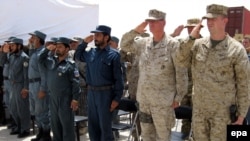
9 38 23 45
46 37 58 43
5 36 16 42
56 37 70 47
111 36 119 44
29 30 46 41
91 25 111 35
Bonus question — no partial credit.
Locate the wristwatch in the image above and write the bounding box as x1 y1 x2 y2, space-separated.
189 35 196 40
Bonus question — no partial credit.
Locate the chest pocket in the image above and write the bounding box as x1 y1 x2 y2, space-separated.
153 47 170 71
57 65 69 78
212 58 232 82
101 58 113 72
100 57 113 79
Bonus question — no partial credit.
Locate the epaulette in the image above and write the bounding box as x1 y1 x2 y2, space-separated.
67 58 75 64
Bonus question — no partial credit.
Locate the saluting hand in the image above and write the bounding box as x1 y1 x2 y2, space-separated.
134 21 148 34
170 25 184 37
190 19 203 39
83 35 94 43
46 44 56 51
2 43 10 53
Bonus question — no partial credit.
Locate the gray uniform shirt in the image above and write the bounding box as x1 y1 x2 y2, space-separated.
28 46 47 91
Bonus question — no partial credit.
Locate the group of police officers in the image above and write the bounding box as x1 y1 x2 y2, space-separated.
0 31 84 141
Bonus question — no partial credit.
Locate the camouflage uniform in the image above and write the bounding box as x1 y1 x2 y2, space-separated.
120 42 141 139
180 18 203 137
120 30 188 141
180 67 192 136
176 35 250 141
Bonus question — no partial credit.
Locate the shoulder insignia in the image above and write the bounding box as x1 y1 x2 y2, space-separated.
74 69 80 77
23 61 29 67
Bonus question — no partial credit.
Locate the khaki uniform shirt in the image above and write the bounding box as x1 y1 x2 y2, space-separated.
176 35 250 117
120 30 188 103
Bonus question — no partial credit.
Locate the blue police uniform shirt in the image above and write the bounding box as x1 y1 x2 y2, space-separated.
75 42 124 102
8 51 29 89
28 46 47 92
39 48 81 101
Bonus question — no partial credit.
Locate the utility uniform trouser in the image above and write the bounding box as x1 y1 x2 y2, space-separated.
10 83 30 133
50 94 75 141
192 105 231 141
139 102 175 141
87 87 114 141
29 81 50 131
3 79 11 113
180 94 192 135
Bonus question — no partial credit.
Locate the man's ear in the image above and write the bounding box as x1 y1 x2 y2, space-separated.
66 47 70 52
224 17 228 24
104 35 110 42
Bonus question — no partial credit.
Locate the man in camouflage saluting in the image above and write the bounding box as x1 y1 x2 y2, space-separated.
176 4 250 141
171 18 204 139
120 9 188 141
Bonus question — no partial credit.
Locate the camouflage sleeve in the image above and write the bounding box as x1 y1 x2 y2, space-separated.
235 47 250 117
119 49 127 63
175 37 195 68
120 30 143 54
171 40 188 102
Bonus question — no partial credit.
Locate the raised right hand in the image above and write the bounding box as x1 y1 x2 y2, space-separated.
170 25 184 37
83 35 94 43
2 43 10 53
134 21 148 34
46 44 56 51
190 19 203 39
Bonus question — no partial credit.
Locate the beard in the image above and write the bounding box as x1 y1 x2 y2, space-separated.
56 51 63 57
94 40 105 48
10 47 19 54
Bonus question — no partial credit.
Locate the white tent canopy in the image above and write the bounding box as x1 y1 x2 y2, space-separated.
0 0 99 44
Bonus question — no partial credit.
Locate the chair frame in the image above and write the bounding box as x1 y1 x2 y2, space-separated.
112 98 140 141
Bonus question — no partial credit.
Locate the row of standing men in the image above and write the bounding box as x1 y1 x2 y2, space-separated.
0 28 129 141
1 3 250 141
0 32 88 141
118 3 250 141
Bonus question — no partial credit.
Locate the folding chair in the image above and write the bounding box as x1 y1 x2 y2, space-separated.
74 116 88 141
174 106 192 139
112 98 140 141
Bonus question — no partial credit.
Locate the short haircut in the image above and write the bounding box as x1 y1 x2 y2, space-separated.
244 36 250 41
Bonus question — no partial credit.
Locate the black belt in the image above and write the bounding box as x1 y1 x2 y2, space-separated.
87 85 113 91
29 78 41 83
3 76 8 80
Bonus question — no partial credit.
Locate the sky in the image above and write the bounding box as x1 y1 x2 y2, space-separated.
0 0 249 43
97 0 250 40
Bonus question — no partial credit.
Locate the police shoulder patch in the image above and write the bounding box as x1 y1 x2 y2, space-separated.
23 61 29 67
74 69 80 77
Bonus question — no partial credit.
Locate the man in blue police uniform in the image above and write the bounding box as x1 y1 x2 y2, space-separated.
0 38 30 138
0 37 17 129
75 25 124 141
28 30 51 141
39 37 81 141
